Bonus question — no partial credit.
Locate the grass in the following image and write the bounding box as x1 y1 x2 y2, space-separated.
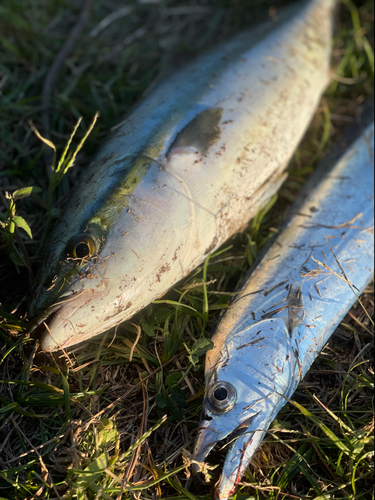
0 0 374 499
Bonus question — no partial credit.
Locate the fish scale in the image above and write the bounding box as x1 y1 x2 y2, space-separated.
29 0 336 351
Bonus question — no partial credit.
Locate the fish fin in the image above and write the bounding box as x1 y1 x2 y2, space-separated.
287 281 305 335
168 108 223 157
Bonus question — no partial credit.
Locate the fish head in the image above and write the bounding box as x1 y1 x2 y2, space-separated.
28 152 187 351
194 318 299 500
28 218 111 350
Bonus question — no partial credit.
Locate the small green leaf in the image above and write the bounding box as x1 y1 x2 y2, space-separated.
73 451 109 488
156 393 167 409
192 338 214 357
352 439 366 459
9 249 26 266
13 216 32 238
187 338 214 366
97 420 117 447
154 308 173 324
141 318 156 337
165 372 181 388
170 386 186 407
12 186 41 199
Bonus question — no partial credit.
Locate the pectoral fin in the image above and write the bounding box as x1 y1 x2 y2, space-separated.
168 108 223 157
288 282 305 335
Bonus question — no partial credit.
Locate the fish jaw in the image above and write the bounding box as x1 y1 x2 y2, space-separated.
216 432 266 500
213 418 274 500
193 319 298 499
194 393 285 500
29 288 105 351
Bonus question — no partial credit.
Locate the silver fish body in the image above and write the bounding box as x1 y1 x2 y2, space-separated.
30 0 336 351
193 115 374 499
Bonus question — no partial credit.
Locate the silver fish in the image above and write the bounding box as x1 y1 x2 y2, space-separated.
193 111 374 500
29 0 336 351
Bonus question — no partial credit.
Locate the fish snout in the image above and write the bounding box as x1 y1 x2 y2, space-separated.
28 288 103 351
192 420 221 471
214 481 237 500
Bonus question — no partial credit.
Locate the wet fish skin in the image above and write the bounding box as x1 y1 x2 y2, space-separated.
29 0 336 351
193 116 375 500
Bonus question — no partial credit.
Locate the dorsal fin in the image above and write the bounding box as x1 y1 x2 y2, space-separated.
287 282 305 335
168 108 223 157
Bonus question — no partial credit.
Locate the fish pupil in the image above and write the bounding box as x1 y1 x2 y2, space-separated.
214 387 228 401
75 242 90 258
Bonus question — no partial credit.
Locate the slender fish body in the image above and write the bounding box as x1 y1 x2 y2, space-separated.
193 113 374 500
29 0 336 351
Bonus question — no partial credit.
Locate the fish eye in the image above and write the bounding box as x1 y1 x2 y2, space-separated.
208 381 236 413
214 387 228 401
66 234 98 259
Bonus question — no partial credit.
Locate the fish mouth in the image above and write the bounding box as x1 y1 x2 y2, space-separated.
193 412 266 500
214 429 266 500
28 290 98 352
193 412 259 469
29 303 64 339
